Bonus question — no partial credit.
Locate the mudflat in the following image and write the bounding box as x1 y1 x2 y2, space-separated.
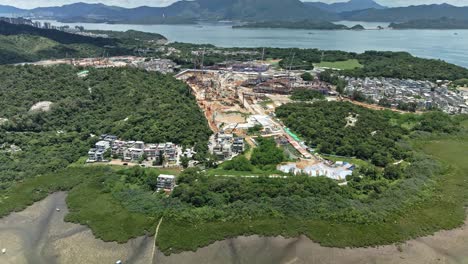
0 193 467 264
0 192 153 264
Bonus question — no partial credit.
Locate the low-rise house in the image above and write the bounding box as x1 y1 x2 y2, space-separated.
87 141 110 162
211 133 245 160
157 174 176 191
106 137 179 164
232 138 245 154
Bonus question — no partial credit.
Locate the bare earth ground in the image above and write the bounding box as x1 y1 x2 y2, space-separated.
1 193 468 264
0 192 153 264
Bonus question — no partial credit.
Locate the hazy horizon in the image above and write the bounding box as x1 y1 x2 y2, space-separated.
1 0 468 9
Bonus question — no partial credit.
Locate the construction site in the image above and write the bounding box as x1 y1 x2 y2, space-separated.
19 56 178 73
176 64 355 180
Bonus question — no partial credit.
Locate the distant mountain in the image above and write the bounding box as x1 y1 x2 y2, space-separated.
7 1 468 24
306 0 386 13
0 0 337 24
31 3 124 19
0 4 28 15
341 3 468 22
390 17 468 29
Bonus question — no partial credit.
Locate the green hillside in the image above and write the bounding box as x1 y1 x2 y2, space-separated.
0 34 108 64
0 65 211 188
0 22 169 64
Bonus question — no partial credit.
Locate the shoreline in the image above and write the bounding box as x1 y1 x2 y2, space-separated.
1 192 467 264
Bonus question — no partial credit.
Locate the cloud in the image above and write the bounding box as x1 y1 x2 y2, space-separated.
1 0 468 9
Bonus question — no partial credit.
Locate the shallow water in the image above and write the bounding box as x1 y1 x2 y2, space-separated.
38 20 468 68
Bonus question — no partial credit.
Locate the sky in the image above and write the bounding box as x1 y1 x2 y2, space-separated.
1 0 468 9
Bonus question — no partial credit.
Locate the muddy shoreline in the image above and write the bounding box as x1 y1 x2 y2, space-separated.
0 192 153 264
1 193 467 264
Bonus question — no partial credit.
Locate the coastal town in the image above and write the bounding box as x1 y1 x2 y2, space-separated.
2 1 468 263
344 77 468 114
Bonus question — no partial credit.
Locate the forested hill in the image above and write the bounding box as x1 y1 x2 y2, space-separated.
305 0 387 13
0 66 211 147
0 20 127 64
0 65 211 186
0 22 167 65
0 21 116 46
389 17 468 29
341 51 468 81
0 0 337 23
341 4 468 22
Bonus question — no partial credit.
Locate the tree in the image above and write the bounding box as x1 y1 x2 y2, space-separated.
371 152 392 167
223 156 253 171
352 90 367 102
378 98 392 107
154 151 165 166
204 153 218 169
301 72 313 81
104 149 112 159
250 138 285 167
145 172 159 190
383 164 403 180
336 79 347 94
180 156 190 169
248 124 263 135
291 89 325 101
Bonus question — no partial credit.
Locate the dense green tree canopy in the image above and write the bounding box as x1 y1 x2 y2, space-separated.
0 65 211 187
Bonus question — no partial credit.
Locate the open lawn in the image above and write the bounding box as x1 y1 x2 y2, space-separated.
314 59 363 70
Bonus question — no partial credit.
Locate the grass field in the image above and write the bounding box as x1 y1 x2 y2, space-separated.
314 59 363 70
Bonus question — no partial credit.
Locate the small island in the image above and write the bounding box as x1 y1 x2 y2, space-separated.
350 24 365 30
233 20 357 30
390 17 468 29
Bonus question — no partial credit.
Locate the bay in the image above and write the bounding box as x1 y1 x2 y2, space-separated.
38 20 468 68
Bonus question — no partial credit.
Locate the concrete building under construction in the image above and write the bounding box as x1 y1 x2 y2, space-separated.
252 77 332 95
